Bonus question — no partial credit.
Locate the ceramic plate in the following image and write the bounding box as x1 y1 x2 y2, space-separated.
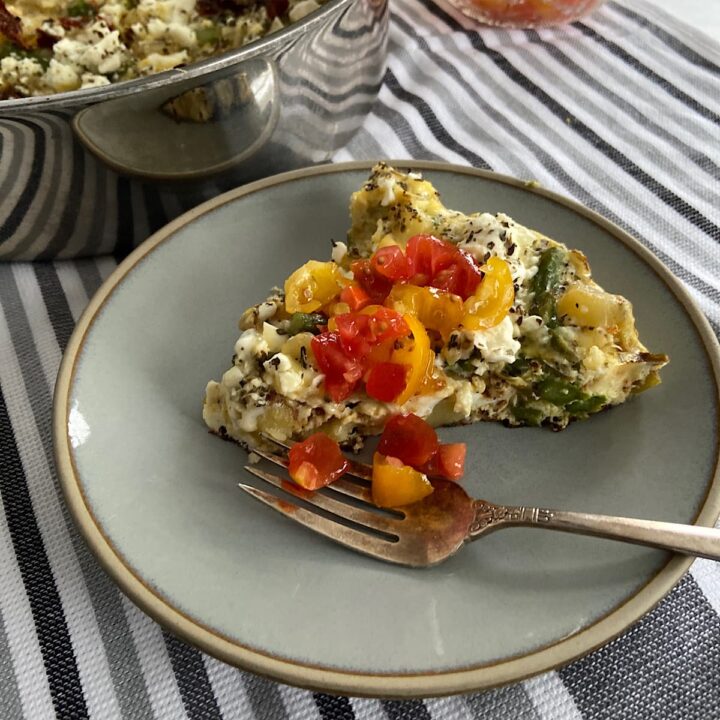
54 161 720 698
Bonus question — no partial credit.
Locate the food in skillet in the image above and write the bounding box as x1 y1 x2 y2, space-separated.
203 163 668 504
0 0 324 98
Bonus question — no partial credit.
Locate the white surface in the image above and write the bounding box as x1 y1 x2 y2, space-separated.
627 0 720 41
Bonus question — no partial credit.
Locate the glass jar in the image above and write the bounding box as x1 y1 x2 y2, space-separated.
443 0 605 27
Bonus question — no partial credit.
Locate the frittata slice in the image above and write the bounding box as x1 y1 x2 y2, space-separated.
203 163 667 450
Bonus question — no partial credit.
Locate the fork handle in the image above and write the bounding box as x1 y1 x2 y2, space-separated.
468 502 720 560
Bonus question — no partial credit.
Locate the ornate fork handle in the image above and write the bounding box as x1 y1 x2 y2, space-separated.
468 501 720 561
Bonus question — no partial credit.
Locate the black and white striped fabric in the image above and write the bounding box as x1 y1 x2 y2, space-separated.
2 0 720 717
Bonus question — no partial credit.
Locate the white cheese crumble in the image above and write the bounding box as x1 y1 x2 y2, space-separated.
263 353 304 396
470 316 520 365
288 0 320 22
331 241 348 265
377 176 399 206
234 329 269 374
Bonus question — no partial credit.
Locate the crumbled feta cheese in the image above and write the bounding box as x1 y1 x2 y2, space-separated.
288 0 320 22
261 322 285 353
80 73 111 89
470 316 520 365
263 353 304 396
45 60 80 92
100 3 126 27
234 329 269 374
39 19 65 39
377 176 398 206
453 382 474 417
221 366 245 388
331 241 348 265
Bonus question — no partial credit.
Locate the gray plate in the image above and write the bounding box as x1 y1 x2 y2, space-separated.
54 161 720 698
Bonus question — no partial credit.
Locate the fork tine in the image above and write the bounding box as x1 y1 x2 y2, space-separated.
244 466 402 535
250 447 373 502
238 483 402 562
259 433 372 481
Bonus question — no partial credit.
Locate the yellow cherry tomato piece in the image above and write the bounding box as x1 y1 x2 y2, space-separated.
386 285 464 340
462 257 514 330
390 313 434 405
284 261 343 314
371 454 433 508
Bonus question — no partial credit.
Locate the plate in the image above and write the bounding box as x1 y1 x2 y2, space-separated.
54 161 720 697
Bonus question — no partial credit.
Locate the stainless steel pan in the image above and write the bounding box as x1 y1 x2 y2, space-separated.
0 0 387 259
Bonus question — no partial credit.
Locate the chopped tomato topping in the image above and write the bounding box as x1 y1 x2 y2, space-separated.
334 307 409 358
405 234 483 299
377 413 440 467
288 433 349 490
310 332 364 401
351 259 394 304
339 283 372 312
311 307 409 401
365 362 408 402
284 260 343 314
390 314 434 405
462 256 515 330
420 443 467 481
371 453 433 508
386 284 464 340
371 245 413 282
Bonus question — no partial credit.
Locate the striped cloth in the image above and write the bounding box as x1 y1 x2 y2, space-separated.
1 0 720 718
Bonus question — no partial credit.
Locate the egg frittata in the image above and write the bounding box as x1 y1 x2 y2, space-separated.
203 163 668 451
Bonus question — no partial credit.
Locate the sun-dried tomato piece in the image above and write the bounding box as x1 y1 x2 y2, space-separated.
0 0 27 48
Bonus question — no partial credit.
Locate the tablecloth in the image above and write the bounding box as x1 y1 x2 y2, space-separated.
2 0 720 717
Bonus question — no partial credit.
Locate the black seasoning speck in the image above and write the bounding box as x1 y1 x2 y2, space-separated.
517 316 523 326
299 346 308 368
507 243 516 256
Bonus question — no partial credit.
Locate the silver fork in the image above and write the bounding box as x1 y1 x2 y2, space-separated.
241 437 720 567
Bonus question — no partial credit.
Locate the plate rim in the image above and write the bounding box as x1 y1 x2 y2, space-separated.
53 159 720 698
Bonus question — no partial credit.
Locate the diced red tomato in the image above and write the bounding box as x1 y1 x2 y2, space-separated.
420 443 467 481
339 283 371 311
405 234 483 299
334 307 409 358
377 413 439 467
365 362 408 402
310 332 364 401
311 308 409 401
370 245 413 282
351 259 394 304
288 433 349 490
